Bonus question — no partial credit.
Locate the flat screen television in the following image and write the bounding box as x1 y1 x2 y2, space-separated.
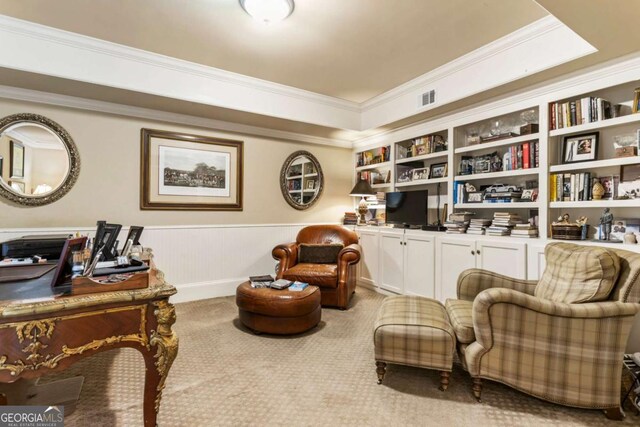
385 190 428 227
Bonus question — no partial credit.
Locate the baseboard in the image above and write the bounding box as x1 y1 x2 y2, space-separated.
171 278 243 304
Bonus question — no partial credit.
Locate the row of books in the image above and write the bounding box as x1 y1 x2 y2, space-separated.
550 172 604 202
549 97 612 130
356 146 391 167
504 141 539 171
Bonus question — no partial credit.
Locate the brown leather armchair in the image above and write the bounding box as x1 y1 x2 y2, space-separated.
272 225 361 310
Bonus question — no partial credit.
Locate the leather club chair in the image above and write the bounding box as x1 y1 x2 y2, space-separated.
272 225 361 310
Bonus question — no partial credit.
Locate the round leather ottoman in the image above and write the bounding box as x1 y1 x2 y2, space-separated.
236 281 321 335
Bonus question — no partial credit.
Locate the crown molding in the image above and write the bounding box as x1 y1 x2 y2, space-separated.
4 128 64 150
0 14 362 131
360 16 564 111
0 85 353 148
352 52 640 149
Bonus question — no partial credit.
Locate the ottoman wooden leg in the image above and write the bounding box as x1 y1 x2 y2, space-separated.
472 378 482 402
439 371 450 391
603 406 625 420
376 361 387 384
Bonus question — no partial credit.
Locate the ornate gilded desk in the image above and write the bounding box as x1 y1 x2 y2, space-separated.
0 265 178 427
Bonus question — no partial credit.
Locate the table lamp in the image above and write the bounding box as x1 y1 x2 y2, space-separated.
349 179 376 224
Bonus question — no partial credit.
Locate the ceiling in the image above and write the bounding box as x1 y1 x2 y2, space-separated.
0 0 548 103
0 1 638 144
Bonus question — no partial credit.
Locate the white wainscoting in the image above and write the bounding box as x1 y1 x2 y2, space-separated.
0 223 322 303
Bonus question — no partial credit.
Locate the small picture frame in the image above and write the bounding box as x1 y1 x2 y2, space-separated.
521 189 538 201
411 167 429 181
621 163 640 182
415 143 427 155
562 132 598 164
600 176 614 199
10 140 24 178
466 192 484 203
474 157 491 174
306 179 316 190
429 162 447 179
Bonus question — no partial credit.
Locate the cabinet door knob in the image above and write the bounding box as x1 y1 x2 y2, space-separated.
476 250 481 255
471 250 475 255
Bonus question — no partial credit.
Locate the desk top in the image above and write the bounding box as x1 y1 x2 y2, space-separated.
0 263 176 319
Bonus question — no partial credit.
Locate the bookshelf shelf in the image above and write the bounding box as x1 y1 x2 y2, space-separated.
454 202 540 209
550 156 640 173
454 133 540 154
287 175 302 179
549 113 640 137
396 151 449 164
454 168 539 182
395 177 448 187
356 161 391 172
550 199 640 208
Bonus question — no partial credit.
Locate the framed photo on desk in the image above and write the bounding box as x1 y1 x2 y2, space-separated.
140 129 243 211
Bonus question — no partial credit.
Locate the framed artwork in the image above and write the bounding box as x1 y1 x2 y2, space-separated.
140 129 243 210
429 162 447 179
412 167 429 181
621 163 640 182
562 132 598 164
10 140 24 178
466 192 483 203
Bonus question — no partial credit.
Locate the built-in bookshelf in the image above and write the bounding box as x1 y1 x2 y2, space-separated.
352 72 640 241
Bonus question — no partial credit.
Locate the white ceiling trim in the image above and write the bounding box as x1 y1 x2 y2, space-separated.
0 85 353 148
4 128 64 150
0 14 596 134
353 52 640 149
0 14 361 131
359 15 597 129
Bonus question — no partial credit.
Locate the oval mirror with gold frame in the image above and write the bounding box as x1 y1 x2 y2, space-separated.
0 113 80 206
280 150 324 210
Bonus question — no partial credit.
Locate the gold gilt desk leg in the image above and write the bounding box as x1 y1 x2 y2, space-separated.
143 300 179 427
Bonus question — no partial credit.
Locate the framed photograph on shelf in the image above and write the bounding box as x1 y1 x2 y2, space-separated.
600 176 614 199
521 189 538 201
562 132 598 164
429 162 447 179
412 167 429 181
306 179 316 190
621 163 640 182
140 129 243 210
466 192 483 203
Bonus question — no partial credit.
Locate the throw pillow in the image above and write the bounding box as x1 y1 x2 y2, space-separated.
535 242 620 304
298 243 344 264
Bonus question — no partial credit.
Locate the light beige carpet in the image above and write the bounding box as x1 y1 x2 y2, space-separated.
37 287 637 426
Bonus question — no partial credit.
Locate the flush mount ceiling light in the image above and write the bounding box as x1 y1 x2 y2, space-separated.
239 0 294 23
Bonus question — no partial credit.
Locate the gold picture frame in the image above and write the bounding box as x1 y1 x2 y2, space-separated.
140 129 243 210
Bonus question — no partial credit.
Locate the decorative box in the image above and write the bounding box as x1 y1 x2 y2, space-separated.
615 146 638 157
551 225 583 240
520 123 539 135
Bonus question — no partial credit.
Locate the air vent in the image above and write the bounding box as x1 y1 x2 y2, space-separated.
421 89 436 107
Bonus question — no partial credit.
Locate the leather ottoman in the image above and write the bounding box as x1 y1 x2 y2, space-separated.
235 281 321 335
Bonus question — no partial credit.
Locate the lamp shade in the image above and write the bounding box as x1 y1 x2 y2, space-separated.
349 179 375 197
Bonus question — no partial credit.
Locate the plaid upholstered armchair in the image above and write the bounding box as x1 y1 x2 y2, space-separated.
445 242 640 419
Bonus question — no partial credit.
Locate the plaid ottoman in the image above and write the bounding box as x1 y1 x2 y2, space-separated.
373 295 456 390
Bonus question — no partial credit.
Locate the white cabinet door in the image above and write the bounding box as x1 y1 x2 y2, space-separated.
436 237 476 302
379 230 404 294
526 242 547 280
476 240 527 280
404 232 436 297
357 229 379 288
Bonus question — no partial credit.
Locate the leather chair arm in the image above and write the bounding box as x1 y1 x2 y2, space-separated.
337 243 361 279
272 242 298 278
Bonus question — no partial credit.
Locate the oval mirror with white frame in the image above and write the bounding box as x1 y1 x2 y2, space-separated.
0 113 80 206
280 150 324 210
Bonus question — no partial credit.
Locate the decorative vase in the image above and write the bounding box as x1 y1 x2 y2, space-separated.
624 232 637 244
592 180 605 200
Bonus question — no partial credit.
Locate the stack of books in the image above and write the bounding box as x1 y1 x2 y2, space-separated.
249 275 274 288
467 219 492 235
486 212 522 236
511 223 539 238
444 212 474 234
343 212 358 225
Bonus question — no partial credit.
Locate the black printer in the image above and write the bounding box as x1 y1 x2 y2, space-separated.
1 234 70 260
